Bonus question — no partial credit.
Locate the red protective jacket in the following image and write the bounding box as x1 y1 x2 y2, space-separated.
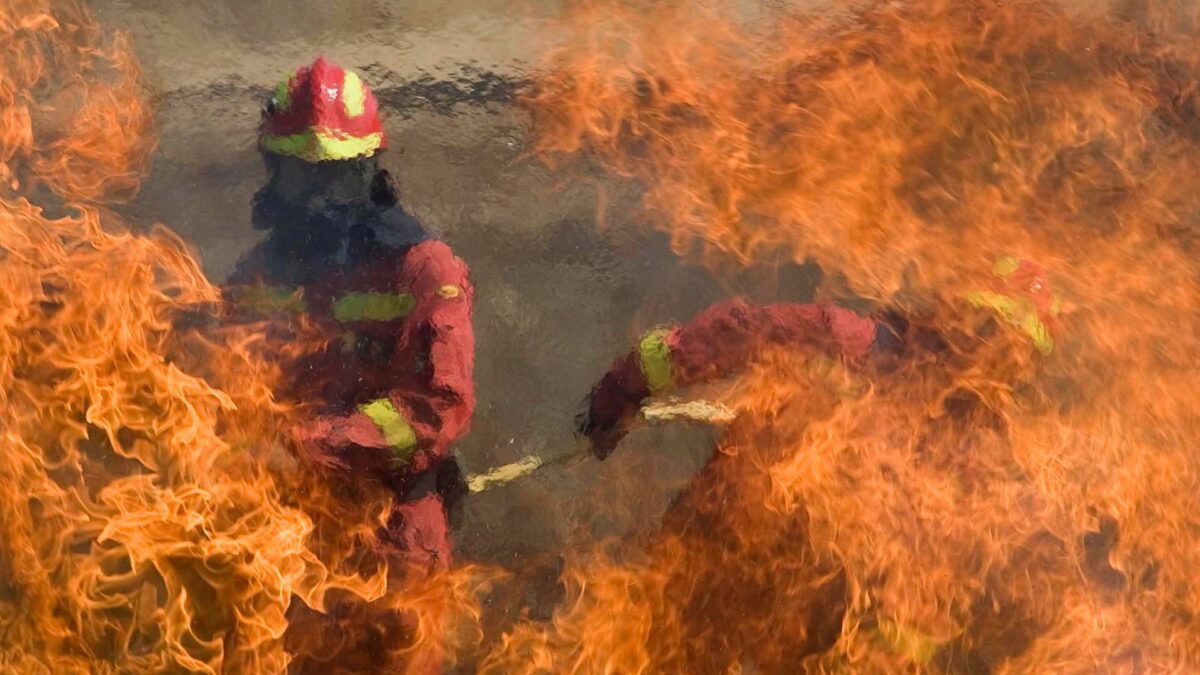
227 238 474 479
582 300 879 456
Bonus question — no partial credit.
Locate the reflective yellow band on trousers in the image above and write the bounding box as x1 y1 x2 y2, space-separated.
638 329 674 395
332 291 416 322
358 398 418 466
962 290 1054 355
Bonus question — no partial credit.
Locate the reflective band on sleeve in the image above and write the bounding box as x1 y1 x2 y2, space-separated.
230 284 307 314
260 129 385 162
342 71 366 117
358 398 418 466
962 290 1054 355
331 291 416 322
638 329 674 395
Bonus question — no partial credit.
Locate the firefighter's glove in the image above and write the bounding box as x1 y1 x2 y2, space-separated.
578 409 628 461
290 414 395 475
290 417 349 470
873 310 908 356
578 372 644 460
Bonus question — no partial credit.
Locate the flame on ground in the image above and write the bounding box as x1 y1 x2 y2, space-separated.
0 2 493 672
487 0 1200 672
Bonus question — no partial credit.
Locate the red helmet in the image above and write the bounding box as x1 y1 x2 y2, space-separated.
259 56 387 162
963 256 1061 355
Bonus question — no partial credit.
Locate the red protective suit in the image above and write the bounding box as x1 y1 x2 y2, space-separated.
226 236 474 567
582 300 879 456
240 56 471 675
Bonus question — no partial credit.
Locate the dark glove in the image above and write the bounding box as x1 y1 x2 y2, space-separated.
290 413 403 480
577 355 649 460
873 309 909 356
577 406 630 461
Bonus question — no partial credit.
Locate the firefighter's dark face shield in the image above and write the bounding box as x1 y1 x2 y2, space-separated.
262 153 377 208
252 153 389 235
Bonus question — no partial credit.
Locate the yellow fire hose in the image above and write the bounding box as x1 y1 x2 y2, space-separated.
465 399 735 493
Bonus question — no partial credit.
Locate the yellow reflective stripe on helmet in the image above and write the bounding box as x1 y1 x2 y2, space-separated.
962 290 1054 355
358 398 418 466
343 71 366 117
272 75 293 112
638 329 674 395
230 284 307 314
260 129 384 162
331 291 416 322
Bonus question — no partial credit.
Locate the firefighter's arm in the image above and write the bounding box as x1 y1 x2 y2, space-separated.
392 240 475 473
580 299 878 458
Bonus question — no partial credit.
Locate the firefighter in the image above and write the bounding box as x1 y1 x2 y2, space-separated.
580 255 1059 459
577 256 1061 670
224 56 473 672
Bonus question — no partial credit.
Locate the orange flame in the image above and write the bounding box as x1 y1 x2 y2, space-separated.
0 2 494 672
1 0 153 202
526 0 1199 296
490 0 1200 671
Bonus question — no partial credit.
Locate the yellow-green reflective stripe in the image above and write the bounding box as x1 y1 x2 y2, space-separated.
358 398 418 466
273 75 293 112
638 329 673 395
260 129 384 162
873 619 939 664
331 291 415 322
231 285 307 314
962 290 1054 355
991 255 1022 280
343 71 366 117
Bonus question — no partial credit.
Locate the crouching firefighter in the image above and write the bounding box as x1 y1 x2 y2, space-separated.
223 57 472 673
577 256 1063 670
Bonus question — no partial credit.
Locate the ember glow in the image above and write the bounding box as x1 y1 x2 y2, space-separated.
489 0 1200 672
0 2 489 672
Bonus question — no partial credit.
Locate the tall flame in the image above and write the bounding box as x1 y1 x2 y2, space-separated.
488 0 1200 671
1 2 492 672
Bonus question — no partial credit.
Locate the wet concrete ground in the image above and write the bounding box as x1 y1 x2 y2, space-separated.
90 0 821 600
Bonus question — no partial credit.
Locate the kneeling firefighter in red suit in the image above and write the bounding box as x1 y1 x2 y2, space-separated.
577 257 1063 670
223 57 472 673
